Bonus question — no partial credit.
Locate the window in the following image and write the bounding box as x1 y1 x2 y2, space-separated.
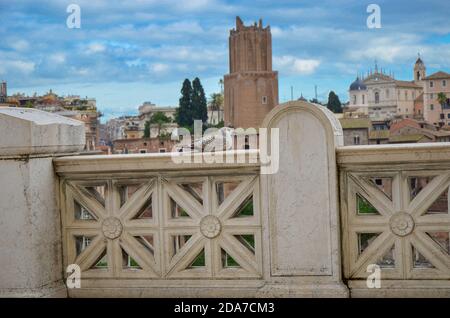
430 81 434 88
362 95 365 104
440 114 445 120
443 80 447 87
159 148 166 153
139 149 147 154
353 95 357 105
386 89 389 98
430 93 434 99
262 96 268 104
405 91 408 100
447 114 450 119
430 104 434 110
353 135 360 145
375 92 380 104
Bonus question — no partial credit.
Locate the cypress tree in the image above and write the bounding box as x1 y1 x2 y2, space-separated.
191 77 208 123
327 91 343 113
176 79 193 127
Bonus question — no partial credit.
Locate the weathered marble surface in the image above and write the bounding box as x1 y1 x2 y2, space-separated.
0 108 84 297
0 107 85 156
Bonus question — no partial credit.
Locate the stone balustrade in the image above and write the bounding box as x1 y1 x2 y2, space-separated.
1 103 449 297
337 143 450 297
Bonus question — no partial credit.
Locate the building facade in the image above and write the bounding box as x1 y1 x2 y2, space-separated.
0 81 6 103
422 71 450 126
348 59 424 120
112 137 176 154
224 17 279 129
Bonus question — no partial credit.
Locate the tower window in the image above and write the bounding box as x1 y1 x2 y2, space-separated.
353 95 357 105
262 96 268 104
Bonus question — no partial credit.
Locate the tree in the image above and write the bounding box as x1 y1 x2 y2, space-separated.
437 92 448 127
176 79 193 128
145 111 172 137
327 91 342 113
208 93 223 125
191 77 208 124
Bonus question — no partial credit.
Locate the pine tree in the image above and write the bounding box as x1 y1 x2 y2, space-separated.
327 91 342 113
176 79 193 127
191 77 208 123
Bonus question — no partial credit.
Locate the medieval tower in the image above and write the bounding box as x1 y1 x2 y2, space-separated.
224 17 279 129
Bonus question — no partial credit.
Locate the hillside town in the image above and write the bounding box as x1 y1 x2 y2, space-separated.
1 18 450 152
1 2 450 301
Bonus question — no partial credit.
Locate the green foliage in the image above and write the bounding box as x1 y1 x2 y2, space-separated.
176 78 209 131
191 77 208 123
437 92 449 109
24 100 34 108
176 79 193 128
190 250 205 267
327 91 343 113
145 111 172 137
144 120 151 138
209 93 223 111
357 195 378 214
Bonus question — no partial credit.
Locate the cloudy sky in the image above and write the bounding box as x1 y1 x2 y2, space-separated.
1 0 450 120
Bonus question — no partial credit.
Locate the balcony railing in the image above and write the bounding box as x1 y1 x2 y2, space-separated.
2 103 449 297
338 143 450 296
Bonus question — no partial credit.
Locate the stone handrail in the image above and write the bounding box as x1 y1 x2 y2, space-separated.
337 143 450 297
51 101 349 297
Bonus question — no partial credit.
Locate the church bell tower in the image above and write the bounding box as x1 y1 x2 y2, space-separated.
414 55 426 83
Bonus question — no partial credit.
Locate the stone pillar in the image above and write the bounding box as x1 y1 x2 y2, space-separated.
259 101 349 297
0 107 85 297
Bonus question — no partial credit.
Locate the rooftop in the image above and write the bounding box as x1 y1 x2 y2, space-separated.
423 71 450 80
339 118 371 129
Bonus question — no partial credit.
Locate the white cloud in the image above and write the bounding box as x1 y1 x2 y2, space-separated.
86 43 106 54
9 39 29 51
49 53 66 64
150 63 169 74
274 56 320 75
0 60 35 74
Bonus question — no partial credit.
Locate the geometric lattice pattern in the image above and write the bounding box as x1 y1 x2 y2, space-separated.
62 175 262 279
342 171 450 280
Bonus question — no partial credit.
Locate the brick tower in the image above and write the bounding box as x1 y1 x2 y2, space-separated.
224 17 279 129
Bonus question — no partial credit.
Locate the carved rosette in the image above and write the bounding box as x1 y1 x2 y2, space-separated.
200 215 222 239
102 217 123 239
389 212 415 237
